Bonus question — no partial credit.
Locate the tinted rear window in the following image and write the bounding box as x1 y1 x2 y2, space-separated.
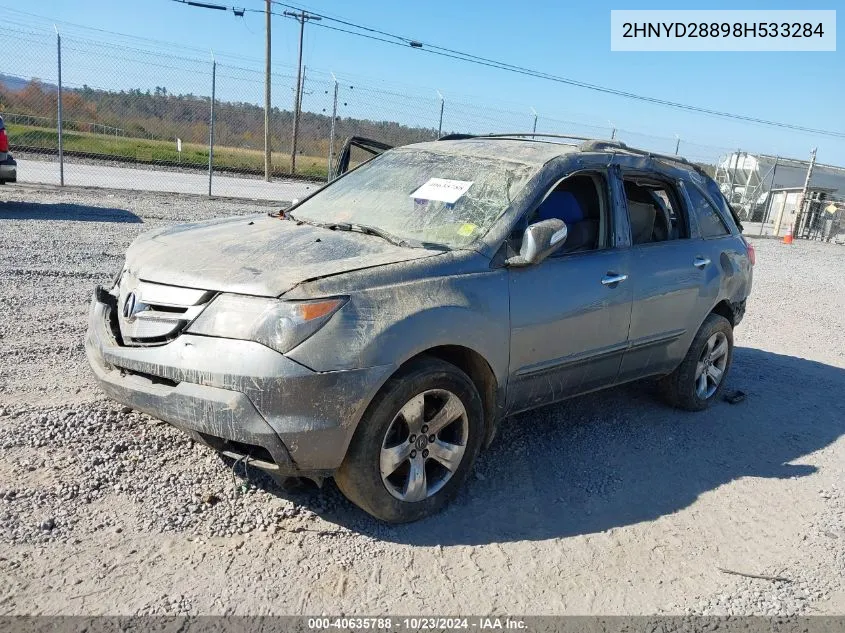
687 185 730 238
702 177 739 233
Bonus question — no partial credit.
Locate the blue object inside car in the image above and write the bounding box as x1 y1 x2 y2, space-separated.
536 191 584 224
535 188 598 253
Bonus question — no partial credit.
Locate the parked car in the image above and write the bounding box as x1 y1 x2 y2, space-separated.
86 135 754 523
0 116 17 184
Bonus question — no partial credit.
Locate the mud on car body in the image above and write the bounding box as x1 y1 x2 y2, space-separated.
86 135 754 522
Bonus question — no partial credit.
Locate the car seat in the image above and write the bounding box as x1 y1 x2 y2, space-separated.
536 189 599 253
628 201 657 245
648 192 673 241
624 182 671 244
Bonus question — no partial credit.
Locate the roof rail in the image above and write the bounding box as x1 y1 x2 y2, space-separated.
579 139 628 152
437 132 594 143
435 132 706 174
581 140 706 175
437 133 476 141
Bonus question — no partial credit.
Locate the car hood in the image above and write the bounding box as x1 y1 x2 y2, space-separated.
125 214 444 297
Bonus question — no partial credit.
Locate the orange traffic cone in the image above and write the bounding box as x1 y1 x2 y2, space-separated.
783 224 793 245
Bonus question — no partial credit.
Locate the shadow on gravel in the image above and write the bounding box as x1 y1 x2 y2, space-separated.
265 347 845 544
0 201 142 223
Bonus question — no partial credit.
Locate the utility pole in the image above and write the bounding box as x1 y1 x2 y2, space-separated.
437 90 445 138
674 135 680 155
175 1 259 176
299 66 307 115
285 9 321 175
264 0 272 181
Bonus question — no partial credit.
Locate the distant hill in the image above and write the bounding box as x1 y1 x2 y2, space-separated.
0 73 51 93
0 74 722 176
0 75 437 159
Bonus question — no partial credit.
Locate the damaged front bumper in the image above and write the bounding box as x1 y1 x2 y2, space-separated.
85 287 392 479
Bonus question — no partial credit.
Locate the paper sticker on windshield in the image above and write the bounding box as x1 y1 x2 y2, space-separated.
410 179 473 204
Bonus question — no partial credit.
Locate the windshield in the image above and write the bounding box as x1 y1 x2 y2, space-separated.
291 147 537 248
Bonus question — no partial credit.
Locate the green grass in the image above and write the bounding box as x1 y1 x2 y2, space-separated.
8 124 329 179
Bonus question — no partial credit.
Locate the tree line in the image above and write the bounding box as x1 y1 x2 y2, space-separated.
0 78 439 157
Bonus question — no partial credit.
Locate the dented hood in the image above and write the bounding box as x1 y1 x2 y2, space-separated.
125 214 442 297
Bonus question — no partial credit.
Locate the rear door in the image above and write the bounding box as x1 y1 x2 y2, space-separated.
617 171 718 381
682 179 752 310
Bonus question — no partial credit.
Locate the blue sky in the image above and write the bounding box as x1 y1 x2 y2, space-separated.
2 0 843 164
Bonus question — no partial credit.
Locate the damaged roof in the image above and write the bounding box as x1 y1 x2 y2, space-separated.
403 138 579 166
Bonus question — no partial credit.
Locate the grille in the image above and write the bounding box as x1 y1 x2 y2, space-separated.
115 274 214 346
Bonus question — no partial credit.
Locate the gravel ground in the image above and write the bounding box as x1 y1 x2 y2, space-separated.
0 182 843 616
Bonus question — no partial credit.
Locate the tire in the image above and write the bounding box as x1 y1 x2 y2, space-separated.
335 356 485 523
659 313 733 411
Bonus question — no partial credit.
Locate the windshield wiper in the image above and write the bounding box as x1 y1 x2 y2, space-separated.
349 223 411 248
288 218 449 250
352 224 449 250
317 221 410 248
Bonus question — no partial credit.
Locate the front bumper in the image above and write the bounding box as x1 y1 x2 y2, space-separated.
0 156 16 183
85 287 392 477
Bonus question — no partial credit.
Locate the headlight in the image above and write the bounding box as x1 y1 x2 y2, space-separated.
187 294 347 353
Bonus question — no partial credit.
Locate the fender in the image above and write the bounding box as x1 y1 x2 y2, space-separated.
286 270 511 388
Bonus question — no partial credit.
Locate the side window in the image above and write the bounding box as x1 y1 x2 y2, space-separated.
623 178 689 245
516 172 609 256
687 185 730 238
703 177 740 232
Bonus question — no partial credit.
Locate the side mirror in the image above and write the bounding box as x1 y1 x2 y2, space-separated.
506 219 568 267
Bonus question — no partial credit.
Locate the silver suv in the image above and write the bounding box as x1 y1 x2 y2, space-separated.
86 135 754 522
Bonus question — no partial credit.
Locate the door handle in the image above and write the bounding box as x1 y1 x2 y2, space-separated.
693 256 711 269
601 273 628 286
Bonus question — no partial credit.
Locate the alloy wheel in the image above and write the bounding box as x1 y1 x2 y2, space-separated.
379 389 469 502
695 331 729 399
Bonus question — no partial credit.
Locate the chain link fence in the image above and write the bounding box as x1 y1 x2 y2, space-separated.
1 20 840 219
710 151 845 242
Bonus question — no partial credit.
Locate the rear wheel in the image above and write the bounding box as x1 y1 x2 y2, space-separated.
660 313 733 411
335 357 484 523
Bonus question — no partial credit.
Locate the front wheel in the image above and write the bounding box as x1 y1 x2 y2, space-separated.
659 313 733 411
335 357 484 523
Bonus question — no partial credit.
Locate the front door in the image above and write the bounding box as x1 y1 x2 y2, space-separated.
507 168 633 413
508 250 633 413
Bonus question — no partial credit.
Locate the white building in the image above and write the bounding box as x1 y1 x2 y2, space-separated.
714 153 845 239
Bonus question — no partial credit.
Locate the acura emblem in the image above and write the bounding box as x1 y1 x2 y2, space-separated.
122 292 148 321
122 292 136 319
121 292 150 321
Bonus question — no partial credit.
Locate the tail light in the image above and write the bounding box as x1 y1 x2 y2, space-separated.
0 128 8 153
743 237 756 266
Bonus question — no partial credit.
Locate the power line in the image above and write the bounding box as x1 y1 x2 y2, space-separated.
167 0 274 180
265 1 845 140
0 5 273 67
7 3 843 144
282 9 321 174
